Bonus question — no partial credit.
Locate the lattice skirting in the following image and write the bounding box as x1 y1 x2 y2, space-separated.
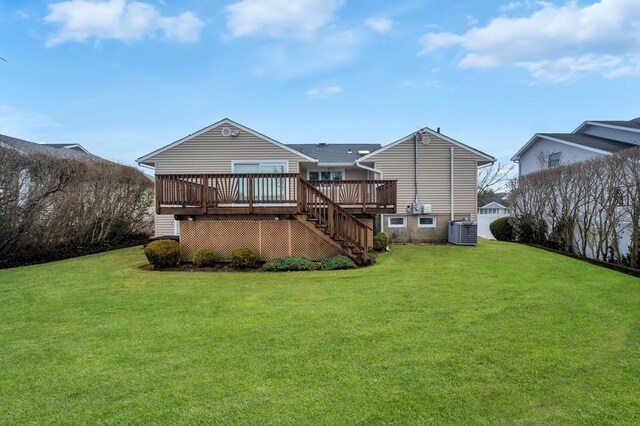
179 219 343 261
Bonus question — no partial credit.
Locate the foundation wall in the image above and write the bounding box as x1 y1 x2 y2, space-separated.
179 219 342 261
382 214 469 243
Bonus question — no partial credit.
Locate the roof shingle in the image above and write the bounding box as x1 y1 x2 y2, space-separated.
287 143 382 164
540 133 637 153
0 134 95 160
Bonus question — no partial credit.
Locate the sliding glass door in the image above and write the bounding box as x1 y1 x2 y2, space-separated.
233 162 287 203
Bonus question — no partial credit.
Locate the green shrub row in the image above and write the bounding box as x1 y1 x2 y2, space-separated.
261 255 358 271
321 255 357 270
262 256 319 271
146 243 360 272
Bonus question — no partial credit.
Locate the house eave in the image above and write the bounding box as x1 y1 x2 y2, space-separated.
511 134 614 162
359 127 495 164
577 121 640 134
136 118 318 166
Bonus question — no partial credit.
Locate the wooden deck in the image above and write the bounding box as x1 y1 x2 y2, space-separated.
155 174 397 216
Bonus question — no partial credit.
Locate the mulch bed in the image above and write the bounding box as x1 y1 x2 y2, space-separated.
140 263 263 273
392 242 450 246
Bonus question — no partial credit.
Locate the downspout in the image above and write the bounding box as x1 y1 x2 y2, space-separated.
355 159 385 231
450 146 454 221
354 160 383 179
413 132 420 212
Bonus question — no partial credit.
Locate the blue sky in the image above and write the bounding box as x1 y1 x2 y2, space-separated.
1 0 639 167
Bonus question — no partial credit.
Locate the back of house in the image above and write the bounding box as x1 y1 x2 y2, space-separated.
137 118 493 263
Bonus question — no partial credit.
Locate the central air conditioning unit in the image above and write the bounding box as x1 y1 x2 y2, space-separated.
448 220 478 246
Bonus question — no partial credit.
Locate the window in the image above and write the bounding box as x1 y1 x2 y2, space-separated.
614 187 627 206
548 152 561 168
308 170 344 181
388 216 406 228
418 216 437 228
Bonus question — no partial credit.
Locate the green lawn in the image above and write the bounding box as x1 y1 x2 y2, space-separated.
1 241 639 424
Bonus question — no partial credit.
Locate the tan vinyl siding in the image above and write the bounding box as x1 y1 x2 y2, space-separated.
345 167 370 180
371 135 481 218
150 124 304 174
155 214 175 236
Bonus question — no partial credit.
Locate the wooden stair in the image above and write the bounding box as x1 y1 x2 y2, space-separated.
296 178 372 264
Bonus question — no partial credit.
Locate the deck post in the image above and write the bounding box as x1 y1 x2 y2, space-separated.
361 181 367 213
201 174 208 214
248 174 254 214
328 203 335 237
155 175 161 214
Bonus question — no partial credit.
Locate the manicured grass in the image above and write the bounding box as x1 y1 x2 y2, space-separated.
1 241 640 424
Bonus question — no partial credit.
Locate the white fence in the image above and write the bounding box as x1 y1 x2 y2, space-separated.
477 213 510 240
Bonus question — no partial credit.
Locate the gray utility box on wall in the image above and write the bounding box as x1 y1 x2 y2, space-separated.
448 221 478 246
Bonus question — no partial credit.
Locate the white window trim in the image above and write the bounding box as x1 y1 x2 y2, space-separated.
388 216 407 228
231 160 289 172
418 215 437 228
306 169 346 181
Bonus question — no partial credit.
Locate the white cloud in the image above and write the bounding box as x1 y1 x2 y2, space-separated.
421 0 640 82
365 17 393 34
465 15 478 27
44 0 204 46
226 0 344 39
306 86 343 99
0 105 60 136
517 55 623 83
256 28 367 78
16 9 31 20
499 2 522 13
158 12 203 43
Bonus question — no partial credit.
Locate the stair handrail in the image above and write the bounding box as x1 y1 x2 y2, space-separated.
298 177 371 261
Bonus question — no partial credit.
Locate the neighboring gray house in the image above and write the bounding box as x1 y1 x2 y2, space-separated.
0 134 94 159
511 118 640 176
0 134 95 200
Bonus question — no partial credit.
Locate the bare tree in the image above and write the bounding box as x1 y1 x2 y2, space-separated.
0 147 153 266
509 147 640 267
478 162 515 204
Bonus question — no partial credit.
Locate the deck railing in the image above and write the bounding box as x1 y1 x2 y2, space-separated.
156 173 300 212
307 180 397 210
155 174 396 214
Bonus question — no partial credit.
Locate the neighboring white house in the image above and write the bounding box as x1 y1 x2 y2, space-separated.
511 118 640 176
511 118 640 259
477 194 510 239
